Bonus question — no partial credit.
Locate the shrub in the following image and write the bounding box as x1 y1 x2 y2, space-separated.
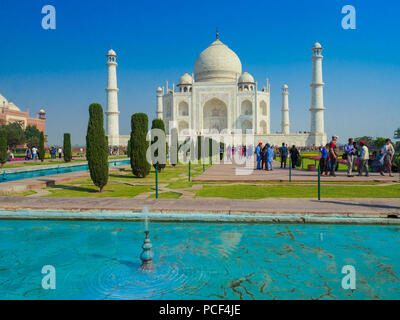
86 103 109 192
130 113 150 178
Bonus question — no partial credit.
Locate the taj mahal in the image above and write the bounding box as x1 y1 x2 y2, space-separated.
105 33 327 147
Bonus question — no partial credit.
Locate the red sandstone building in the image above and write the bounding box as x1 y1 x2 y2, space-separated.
0 93 46 132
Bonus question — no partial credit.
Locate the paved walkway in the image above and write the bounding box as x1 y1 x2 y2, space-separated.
0 196 399 217
194 160 399 183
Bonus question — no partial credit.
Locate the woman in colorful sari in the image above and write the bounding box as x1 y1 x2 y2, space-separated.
381 139 394 177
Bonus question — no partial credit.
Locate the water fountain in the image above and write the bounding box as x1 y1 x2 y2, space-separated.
140 207 154 270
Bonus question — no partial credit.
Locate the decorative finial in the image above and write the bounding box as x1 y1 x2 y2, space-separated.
216 27 219 40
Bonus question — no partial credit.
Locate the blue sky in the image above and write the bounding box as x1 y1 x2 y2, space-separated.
0 0 399 145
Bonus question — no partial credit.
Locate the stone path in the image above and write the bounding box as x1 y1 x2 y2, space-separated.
0 196 399 217
194 160 399 183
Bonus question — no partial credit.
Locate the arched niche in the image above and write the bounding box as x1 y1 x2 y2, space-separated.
203 98 227 132
241 100 253 116
178 101 189 116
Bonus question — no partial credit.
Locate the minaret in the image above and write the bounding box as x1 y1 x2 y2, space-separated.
281 84 290 135
309 42 326 145
105 48 120 146
156 87 163 119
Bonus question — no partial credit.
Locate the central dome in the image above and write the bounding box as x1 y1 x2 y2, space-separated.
194 39 242 83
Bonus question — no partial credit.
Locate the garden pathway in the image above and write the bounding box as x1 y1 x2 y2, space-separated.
195 160 398 183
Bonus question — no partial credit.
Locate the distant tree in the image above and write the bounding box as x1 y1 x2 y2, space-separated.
86 103 109 192
374 137 387 150
38 131 45 162
355 136 388 151
394 128 400 140
151 118 166 172
63 133 72 162
355 136 374 147
130 113 150 178
25 125 41 140
26 136 40 149
0 129 7 167
1 122 25 151
25 125 42 150
395 141 400 152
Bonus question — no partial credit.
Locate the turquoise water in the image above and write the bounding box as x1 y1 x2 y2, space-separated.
0 159 130 183
0 220 399 300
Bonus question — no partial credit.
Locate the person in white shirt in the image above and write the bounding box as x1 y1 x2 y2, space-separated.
58 148 62 159
358 141 369 177
31 147 38 160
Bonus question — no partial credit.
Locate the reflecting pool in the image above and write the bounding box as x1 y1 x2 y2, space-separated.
0 220 399 299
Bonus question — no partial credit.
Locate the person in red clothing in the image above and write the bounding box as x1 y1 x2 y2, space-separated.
329 136 339 177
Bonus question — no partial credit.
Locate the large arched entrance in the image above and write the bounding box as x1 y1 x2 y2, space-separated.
241 120 252 133
203 98 228 132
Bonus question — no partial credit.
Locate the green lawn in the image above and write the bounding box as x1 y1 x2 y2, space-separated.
46 183 152 198
195 184 400 199
4 159 397 199
7 190 37 197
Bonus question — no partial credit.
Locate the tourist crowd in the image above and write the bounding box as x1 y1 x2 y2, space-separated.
319 136 395 177
24 146 63 160
222 136 396 178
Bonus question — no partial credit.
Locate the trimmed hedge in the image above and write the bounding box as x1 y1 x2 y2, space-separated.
86 103 109 192
130 113 151 178
63 133 72 162
151 118 166 171
39 131 45 162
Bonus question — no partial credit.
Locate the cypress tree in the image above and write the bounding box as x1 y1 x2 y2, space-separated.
63 133 72 162
197 135 203 161
130 113 150 178
39 131 45 162
86 103 109 192
127 138 131 157
170 127 179 167
151 118 166 171
0 129 7 168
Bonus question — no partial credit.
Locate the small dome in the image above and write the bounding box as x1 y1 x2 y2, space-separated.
282 84 288 89
107 48 117 56
178 73 193 85
313 42 322 49
238 72 255 84
39 109 45 113
156 86 163 92
194 39 242 83
7 102 20 111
